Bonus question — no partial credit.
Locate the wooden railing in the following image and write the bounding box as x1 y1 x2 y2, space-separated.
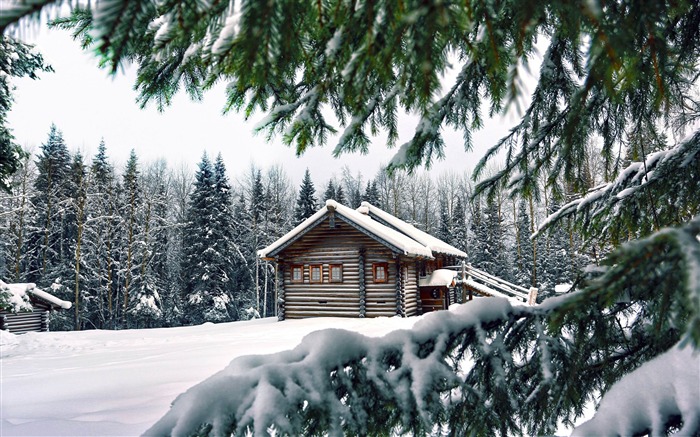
445 263 539 306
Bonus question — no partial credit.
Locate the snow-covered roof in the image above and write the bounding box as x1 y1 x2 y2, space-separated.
258 200 434 259
0 280 72 311
418 269 457 287
359 202 467 258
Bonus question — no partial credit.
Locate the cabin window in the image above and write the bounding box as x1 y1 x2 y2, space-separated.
373 263 389 283
291 265 303 283
310 265 323 283
329 264 343 283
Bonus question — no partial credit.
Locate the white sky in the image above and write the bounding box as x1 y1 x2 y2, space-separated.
6 26 527 186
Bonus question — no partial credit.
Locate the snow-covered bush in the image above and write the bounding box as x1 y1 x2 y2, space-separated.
0 281 33 313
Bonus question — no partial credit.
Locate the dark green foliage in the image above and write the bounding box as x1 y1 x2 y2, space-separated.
537 198 575 298
294 168 318 224
86 139 121 328
437 199 451 243
362 180 380 206
181 153 234 324
0 37 52 193
450 196 467 253
120 150 141 328
471 196 513 282
28 124 72 285
514 200 534 289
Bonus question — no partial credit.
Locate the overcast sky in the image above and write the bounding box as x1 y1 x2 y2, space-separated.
7 26 527 186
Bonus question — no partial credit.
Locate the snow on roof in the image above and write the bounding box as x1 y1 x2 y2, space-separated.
359 202 467 258
418 269 456 287
258 200 434 259
0 280 72 311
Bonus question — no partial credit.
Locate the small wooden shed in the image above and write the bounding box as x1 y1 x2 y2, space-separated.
259 200 467 320
0 280 72 334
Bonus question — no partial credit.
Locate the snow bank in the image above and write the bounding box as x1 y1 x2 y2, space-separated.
573 344 700 436
0 316 419 436
145 299 516 436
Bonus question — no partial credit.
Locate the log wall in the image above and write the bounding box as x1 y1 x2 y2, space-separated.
0 309 49 334
278 216 408 319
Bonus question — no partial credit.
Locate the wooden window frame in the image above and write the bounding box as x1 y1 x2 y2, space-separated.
309 265 323 283
329 264 343 283
373 262 389 283
291 265 304 283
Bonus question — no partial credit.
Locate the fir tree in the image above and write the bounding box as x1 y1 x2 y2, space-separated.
182 153 235 324
450 196 467 253
514 200 535 289
211 154 237 318
334 184 346 205
120 149 141 328
0 37 52 192
67 152 89 330
437 199 451 244
129 162 169 328
322 179 335 203
0 150 35 282
362 180 380 206
29 124 71 286
294 169 317 224
538 197 575 299
87 139 120 328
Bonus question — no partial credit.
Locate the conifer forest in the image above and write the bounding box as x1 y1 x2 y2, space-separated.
2 0 700 435
1 123 587 331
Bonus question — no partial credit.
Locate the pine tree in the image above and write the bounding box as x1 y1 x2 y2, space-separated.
67 152 89 330
120 149 141 328
334 185 346 205
210 154 237 318
538 198 575 299
294 169 317 224
86 139 120 328
231 192 255 315
0 37 52 193
129 161 170 328
322 179 335 203
181 153 235 324
437 199 451 244
28 125 72 292
514 200 534 289
0 150 35 282
362 180 380 206
451 196 467 253
181 153 214 324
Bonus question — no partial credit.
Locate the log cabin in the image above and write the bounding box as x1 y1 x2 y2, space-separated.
258 200 467 320
0 280 72 334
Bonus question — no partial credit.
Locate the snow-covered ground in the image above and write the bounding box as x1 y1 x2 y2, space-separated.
1 316 419 436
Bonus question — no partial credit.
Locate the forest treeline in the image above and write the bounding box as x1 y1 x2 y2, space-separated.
1 124 591 330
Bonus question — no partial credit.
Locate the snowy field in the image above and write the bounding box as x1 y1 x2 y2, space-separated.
1 315 419 436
